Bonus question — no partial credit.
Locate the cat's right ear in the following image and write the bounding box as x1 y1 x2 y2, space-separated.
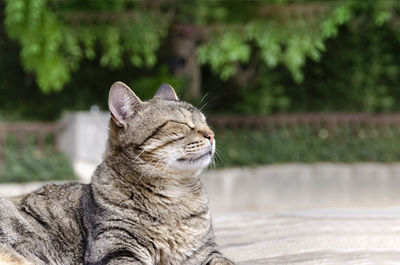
108 81 142 128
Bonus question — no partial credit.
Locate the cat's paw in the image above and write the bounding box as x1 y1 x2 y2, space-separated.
208 256 235 265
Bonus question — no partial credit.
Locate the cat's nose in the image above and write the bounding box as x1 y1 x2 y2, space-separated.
199 129 214 145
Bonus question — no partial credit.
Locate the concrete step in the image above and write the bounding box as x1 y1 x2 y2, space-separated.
2 163 400 216
202 163 400 215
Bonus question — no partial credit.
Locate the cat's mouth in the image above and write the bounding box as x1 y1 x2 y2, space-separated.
177 150 213 163
170 141 215 171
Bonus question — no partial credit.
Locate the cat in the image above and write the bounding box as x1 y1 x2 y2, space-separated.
0 82 234 265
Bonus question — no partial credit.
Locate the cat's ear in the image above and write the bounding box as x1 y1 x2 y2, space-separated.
153 84 179 101
108 81 142 128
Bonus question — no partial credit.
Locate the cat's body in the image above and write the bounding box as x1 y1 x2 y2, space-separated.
0 183 86 265
0 82 234 265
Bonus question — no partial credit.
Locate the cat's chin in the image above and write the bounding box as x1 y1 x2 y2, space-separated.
170 145 215 172
176 154 212 171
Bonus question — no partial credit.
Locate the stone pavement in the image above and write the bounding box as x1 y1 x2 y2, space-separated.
214 210 400 265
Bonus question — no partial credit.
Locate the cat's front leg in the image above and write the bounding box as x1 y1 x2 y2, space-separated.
99 260 144 265
201 250 235 265
206 255 235 265
84 244 148 265
85 254 145 265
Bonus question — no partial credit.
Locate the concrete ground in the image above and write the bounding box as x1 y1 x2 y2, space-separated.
2 163 400 264
207 164 400 264
215 210 400 265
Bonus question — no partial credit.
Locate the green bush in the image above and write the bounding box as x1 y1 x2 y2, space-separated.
0 136 75 183
214 127 400 167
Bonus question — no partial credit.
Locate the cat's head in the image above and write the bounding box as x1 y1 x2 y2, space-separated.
107 81 215 175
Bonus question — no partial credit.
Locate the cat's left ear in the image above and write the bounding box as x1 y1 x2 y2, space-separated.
153 84 179 101
108 81 142 128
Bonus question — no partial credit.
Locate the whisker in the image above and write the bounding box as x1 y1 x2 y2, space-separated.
132 148 147 162
200 96 219 112
213 150 224 167
199 92 209 105
135 154 160 185
149 149 186 179
199 101 209 111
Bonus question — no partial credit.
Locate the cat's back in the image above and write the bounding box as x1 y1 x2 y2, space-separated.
0 182 88 265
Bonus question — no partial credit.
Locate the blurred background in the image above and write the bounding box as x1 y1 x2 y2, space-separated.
4 1 400 263
2 0 400 212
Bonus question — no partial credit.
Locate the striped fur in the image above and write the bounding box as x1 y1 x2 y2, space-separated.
0 246 34 265
0 82 233 265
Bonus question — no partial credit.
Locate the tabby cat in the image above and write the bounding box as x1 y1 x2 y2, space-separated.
0 82 234 265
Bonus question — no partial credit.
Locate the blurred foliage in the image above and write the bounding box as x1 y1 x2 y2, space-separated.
4 0 169 93
132 65 186 100
3 0 397 92
235 14 400 114
215 127 400 167
2 1 400 118
197 2 340 83
0 136 75 183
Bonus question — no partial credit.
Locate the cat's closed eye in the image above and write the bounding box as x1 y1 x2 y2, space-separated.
169 120 194 132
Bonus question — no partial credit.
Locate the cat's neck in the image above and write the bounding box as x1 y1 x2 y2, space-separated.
92 154 206 204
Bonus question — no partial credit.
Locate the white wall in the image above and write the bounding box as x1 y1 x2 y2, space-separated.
58 112 110 181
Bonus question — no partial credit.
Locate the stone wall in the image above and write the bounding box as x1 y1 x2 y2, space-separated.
2 163 400 215
202 163 400 214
